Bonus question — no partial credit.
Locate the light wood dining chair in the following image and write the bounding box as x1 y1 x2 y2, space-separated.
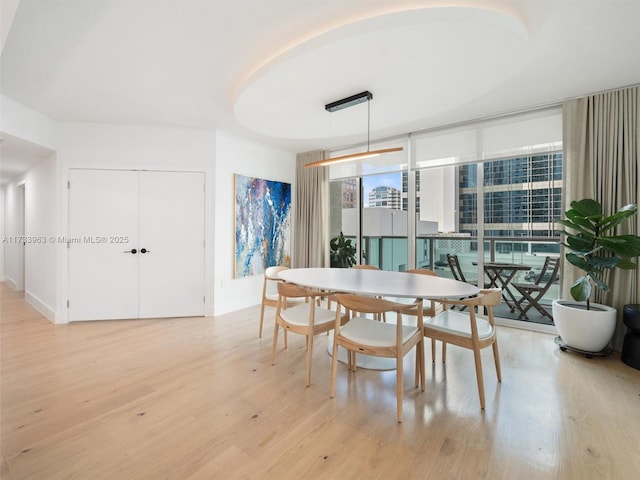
405 268 438 318
272 282 339 387
351 264 384 320
330 293 425 423
352 264 380 270
405 268 440 384
423 288 502 409
259 266 303 338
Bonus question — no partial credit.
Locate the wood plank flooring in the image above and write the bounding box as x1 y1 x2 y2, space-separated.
1 282 639 479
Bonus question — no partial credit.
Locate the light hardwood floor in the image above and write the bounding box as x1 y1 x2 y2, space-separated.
1 282 639 479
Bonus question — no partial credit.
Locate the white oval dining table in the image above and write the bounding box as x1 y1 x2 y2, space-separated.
278 267 480 370
278 267 479 300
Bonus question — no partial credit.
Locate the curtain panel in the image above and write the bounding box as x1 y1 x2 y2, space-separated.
563 85 640 350
293 151 329 268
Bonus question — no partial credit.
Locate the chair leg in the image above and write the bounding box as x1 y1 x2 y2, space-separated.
396 354 404 423
492 340 502 382
415 343 420 387
415 341 424 388
431 338 436 363
271 322 280 365
472 346 486 409
306 334 313 387
259 303 266 338
418 340 425 392
442 342 447 363
330 337 339 399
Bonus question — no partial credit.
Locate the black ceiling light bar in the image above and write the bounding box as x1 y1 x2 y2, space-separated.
306 90 403 168
324 91 373 112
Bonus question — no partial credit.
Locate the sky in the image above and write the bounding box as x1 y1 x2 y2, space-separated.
362 172 401 192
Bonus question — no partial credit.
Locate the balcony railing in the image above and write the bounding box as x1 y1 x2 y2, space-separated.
355 235 561 325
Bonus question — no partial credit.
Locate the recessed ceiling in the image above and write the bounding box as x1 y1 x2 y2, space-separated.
234 7 528 142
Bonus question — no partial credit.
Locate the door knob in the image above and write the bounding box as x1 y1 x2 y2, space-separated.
124 249 137 254
140 248 150 254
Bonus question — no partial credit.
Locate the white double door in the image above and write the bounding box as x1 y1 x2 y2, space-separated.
68 169 205 321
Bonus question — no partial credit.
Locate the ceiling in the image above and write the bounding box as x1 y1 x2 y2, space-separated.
1 0 640 185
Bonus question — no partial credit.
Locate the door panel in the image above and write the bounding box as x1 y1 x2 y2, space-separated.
68 169 139 320
138 171 205 318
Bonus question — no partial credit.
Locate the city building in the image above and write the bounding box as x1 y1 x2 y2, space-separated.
368 185 401 209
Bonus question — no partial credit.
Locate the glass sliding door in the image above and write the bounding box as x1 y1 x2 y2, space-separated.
327 107 564 329
361 172 407 270
329 178 360 264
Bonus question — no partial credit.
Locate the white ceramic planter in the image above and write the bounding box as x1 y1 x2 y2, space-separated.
552 299 617 352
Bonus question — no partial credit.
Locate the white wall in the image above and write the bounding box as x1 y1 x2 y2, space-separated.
0 95 57 151
24 155 57 320
2 155 58 320
57 122 217 322
3 181 22 287
4 119 297 321
213 130 296 316
0 186 5 281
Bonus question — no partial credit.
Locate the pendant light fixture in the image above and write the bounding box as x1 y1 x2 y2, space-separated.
304 91 404 168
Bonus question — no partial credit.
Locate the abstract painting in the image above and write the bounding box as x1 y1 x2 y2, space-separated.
234 174 292 278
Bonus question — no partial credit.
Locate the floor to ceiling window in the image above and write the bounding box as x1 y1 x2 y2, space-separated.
328 141 408 271
328 107 563 327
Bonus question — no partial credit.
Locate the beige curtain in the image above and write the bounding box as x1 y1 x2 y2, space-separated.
563 85 640 350
293 150 329 267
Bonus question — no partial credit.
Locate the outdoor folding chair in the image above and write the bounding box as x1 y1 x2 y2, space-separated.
511 257 560 320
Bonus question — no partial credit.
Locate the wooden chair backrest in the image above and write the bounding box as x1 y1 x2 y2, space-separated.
334 293 421 317
439 288 502 308
265 265 289 280
277 281 316 299
406 268 437 276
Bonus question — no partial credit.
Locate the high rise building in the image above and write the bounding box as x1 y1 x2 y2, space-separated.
368 185 402 209
459 153 562 237
341 178 358 209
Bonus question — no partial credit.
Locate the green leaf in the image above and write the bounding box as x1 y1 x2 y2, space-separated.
570 276 592 302
588 256 620 269
566 253 591 271
565 210 598 232
570 199 602 218
599 204 638 232
566 234 594 252
555 220 583 234
591 275 609 291
616 258 638 269
598 235 640 257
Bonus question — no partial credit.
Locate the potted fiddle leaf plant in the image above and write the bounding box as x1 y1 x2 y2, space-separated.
330 232 357 268
552 199 640 353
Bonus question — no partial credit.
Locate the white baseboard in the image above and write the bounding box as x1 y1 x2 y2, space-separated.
5 276 17 290
495 316 558 335
25 291 56 323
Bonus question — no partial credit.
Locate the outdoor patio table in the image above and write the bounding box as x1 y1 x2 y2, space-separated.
474 261 531 308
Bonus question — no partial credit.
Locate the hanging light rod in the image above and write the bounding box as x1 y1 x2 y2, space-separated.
307 90 404 168
325 91 373 112
304 147 404 168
